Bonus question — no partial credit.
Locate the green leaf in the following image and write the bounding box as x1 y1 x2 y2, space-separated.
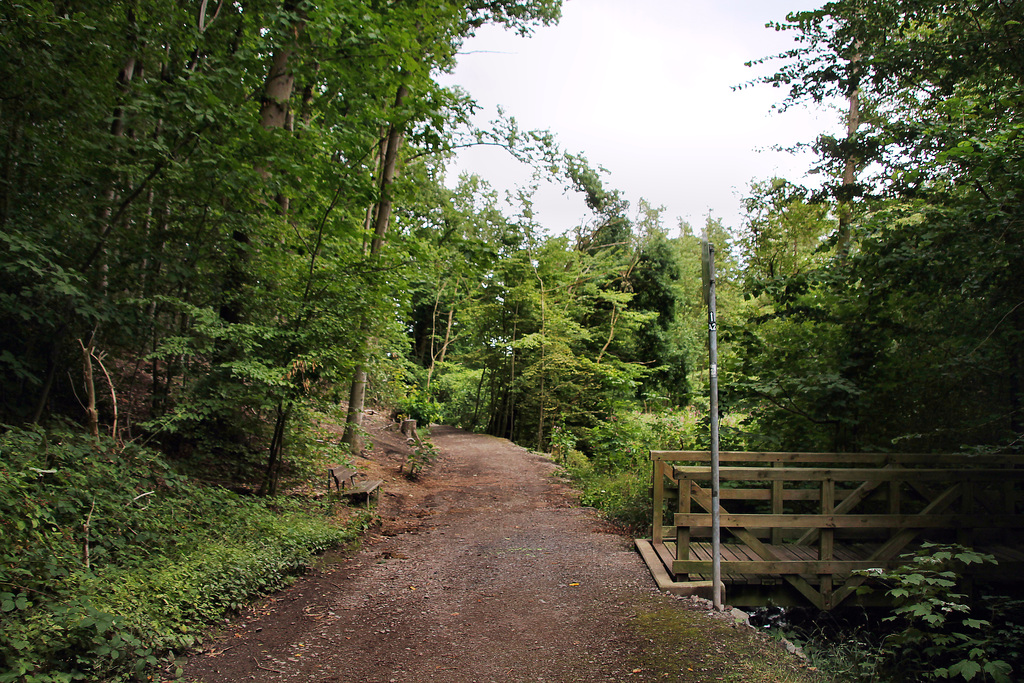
983 660 1013 683
948 659 981 680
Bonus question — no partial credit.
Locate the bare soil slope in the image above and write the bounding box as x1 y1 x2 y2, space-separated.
184 423 820 683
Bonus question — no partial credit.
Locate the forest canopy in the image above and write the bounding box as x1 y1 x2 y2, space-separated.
2 0 1022 491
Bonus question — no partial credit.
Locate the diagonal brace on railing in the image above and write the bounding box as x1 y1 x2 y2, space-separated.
688 481 826 610
795 477 884 546
829 482 963 608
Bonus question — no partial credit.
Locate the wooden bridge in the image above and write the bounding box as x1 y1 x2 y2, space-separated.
635 450 1024 610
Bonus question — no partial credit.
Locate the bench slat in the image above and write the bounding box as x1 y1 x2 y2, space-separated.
349 479 383 495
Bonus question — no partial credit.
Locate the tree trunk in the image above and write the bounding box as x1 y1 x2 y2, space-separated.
437 275 460 365
260 49 296 131
79 338 100 439
342 84 408 449
369 85 409 255
471 367 487 427
536 365 545 451
252 10 303 494
425 274 459 392
259 402 291 496
836 49 862 258
505 315 518 439
30 332 62 424
341 366 367 452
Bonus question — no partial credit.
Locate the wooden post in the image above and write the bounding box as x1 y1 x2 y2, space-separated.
820 478 835 610
652 459 664 545
676 477 692 571
771 461 784 545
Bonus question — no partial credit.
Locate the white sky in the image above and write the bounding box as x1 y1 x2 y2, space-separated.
437 0 836 235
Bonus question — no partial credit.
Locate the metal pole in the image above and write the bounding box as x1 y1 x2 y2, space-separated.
703 240 723 610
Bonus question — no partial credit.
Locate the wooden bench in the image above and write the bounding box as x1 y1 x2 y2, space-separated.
327 465 383 507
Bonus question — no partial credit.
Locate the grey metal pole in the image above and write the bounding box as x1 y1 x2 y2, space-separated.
704 240 723 610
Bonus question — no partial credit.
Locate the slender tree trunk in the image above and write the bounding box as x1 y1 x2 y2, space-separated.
361 131 386 254
342 84 408 450
438 305 455 364
369 85 409 255
836 49 862 258
486 366 500 434
471 367 487 427
251 11 303 493
506 315 518 440
30 320 68 423
424 273 444 393
79 338 100 439
536 362 545 451
259 402 291 496
425 274 459 392
92 33 138 292
596 306 619 364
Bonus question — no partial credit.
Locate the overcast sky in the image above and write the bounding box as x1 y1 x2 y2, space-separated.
436 0 836 236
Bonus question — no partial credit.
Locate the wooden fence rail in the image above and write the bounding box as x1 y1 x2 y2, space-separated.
638 451 1024 610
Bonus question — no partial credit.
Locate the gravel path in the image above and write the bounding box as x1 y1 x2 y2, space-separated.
183 425 814 683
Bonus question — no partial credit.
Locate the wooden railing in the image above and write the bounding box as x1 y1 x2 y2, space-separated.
649 451 1024 610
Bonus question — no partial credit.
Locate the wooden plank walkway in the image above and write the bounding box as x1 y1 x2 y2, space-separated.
638 451 1024 610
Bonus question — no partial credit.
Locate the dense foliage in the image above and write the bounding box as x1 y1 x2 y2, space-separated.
730 0 1024 453
0 2 566 680
779 545 1022 682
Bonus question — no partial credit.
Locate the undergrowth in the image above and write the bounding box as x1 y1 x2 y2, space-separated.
553 407 724 534
0 425 369 682
404 437 439 479
764 545 1023 682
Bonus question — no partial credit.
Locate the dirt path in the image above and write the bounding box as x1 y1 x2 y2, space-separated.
184 426 816 683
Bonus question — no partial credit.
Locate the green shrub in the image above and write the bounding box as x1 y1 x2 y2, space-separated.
578 407 716 473
851 544 1014 682
573 465 651 534
430 366 485 431
404 438 439 479
0 426 366 682
548 423 578 465
395 392 444 426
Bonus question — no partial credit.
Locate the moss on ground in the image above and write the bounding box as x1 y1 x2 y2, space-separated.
625 595 832 683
